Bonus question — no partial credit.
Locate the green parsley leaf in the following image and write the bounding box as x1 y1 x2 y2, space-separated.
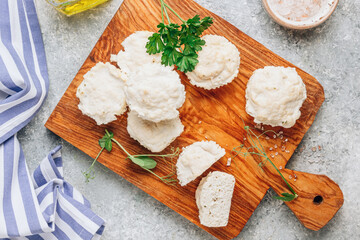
176 53 198 73
145 1 213 73
161 46 182 66
98 130 113 152
146 33 164 54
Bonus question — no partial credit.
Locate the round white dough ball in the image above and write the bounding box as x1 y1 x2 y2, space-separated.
76 62 127 125
125 63 186 123
186 35 240 90
127 110 184 153
245 66 307 128
110 31 162 75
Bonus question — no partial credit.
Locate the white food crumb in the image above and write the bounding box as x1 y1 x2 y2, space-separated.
227 158 232 166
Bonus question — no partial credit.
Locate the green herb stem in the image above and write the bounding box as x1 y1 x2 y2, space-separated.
94 147 105 164
83 147 105 182
111 138 132 157
247 128 297 196
84 130 179 185
163 2 185 23
161 0 171 24
232 126 298 202
160 0 165 23
266 155 297 196
132 152 179 158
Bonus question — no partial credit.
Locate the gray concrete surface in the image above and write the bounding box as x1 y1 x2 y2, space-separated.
21 0 359 239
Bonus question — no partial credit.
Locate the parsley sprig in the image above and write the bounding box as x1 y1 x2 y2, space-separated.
146 0 213 73
83 129 179 185
231 126 298 202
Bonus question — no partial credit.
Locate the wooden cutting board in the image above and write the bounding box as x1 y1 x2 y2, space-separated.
45 0 343 239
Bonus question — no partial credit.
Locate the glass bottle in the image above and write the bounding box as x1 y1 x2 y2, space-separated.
45 0 109 16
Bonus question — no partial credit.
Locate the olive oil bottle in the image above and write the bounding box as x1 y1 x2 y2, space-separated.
46 0 109 16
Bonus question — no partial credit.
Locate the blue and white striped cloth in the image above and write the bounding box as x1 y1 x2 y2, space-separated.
0 0 105 239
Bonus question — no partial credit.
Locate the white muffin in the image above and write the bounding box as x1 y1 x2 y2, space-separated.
76 62 127 125
176 141 225 186
196 171 235 227
125 63 186 123
245 66 307 128
127 110 184 153
110 31 163 75
186 35 240 90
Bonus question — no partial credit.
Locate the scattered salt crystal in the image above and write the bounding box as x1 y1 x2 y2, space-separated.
266 136 270 140
227 158 232 166
243 137 247 141
275 152 278 156
273 135 277 139
285 150 290 153
289 175 292 179
285 138 288 142
270 154 275 158
205 136 208 139
269 147 273 151
294 179 297 182
281 146 286 152
294 173 297 178
279 166 283 170
280 135 284 139
274 144 277 149
198 121 202 124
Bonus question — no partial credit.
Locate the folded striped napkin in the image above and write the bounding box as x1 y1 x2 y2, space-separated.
0 0 105 239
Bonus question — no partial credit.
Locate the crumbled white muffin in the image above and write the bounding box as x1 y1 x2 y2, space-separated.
186 35 240 90
196 171 235 227
245 66 307 128
76 62 127 125
110 31 162 75
125 63 186 123
176 141 225 186
127 110 184 152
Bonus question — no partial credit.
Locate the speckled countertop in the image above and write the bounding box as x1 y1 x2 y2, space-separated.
24 0 359 239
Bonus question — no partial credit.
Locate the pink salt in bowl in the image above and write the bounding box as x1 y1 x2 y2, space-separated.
262 0 339 30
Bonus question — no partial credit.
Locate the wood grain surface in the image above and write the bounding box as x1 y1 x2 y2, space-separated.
45 0 343 239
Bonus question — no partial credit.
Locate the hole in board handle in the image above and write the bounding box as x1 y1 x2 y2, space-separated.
313 195 323 205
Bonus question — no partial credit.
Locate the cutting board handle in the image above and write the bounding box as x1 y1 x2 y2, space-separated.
268 169 343 231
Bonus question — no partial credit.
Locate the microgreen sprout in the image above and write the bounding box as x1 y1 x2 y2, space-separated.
83 129 179 185
231 126 298 202
146 0 213 73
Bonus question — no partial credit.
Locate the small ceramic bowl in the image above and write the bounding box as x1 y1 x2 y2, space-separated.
262 0 339 30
